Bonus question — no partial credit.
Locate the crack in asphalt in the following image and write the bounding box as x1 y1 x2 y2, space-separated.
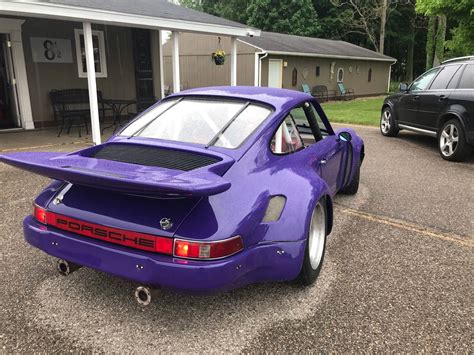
335 204 473 248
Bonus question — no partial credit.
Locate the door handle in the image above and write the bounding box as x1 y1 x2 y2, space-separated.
413 95 420 100
320 159 327 165
439 95 448 101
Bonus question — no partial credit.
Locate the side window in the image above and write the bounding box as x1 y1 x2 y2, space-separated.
447 65 464 89
310 103 331 137
430 65 461 89
410 68 440 91
271 109 304 155
290 102 331 141
458 64 474 89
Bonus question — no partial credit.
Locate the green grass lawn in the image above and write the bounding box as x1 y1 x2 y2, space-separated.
320 96 385 126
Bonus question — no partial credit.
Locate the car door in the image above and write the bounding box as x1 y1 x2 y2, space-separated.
416 64 462 129
399 67 440 126
285 102 344 195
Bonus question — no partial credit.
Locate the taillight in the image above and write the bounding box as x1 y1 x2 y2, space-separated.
174 236 244 260
33 204 47 224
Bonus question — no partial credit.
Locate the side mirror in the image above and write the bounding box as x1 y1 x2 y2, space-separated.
399 83 408 92
338 131 352 142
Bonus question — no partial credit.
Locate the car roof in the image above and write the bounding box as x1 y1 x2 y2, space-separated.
440 56 474 65
169 86 312 113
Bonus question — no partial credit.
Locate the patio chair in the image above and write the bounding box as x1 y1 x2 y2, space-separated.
50 89 109 137
336 82 355 100
302 84 311 94
311 85 336 102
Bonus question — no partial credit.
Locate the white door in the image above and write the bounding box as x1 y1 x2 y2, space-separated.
268 59 283 88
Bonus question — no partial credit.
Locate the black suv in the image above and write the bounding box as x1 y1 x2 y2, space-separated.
381 56 474 161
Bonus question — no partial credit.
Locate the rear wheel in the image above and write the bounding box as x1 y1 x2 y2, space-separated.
438 119 472 162
299 200 327 286
380 107 399 137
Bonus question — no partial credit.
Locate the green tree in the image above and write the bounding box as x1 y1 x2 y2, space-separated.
246 0 322 37
417 0 474 65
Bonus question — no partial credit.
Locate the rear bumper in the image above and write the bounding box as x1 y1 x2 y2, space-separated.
24 216 305 294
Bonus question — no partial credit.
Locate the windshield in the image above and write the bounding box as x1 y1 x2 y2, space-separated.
120 98 272 149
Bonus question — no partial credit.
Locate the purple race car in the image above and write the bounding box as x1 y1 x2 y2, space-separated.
0 87 364 304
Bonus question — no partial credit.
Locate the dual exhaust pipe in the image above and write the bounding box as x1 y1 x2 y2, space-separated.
56 259 157 306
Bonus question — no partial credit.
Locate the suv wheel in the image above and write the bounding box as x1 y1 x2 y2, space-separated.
438 119 472 161
380 107 399 137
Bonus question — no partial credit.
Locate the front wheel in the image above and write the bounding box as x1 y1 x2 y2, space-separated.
299 200 327 286
380 107 399 137
339 160 360 195
438 119 472 162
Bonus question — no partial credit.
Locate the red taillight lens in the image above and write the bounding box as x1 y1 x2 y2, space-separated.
174 236 244 260
34 204 47 224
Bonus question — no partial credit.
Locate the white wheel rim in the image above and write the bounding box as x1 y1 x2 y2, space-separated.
439 123 459 157
308 202 326 270
381 110 391 134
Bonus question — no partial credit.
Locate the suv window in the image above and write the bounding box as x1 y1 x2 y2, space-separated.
410 68 440 91
458 64 474 89
270 109 304 155
430 65 461 90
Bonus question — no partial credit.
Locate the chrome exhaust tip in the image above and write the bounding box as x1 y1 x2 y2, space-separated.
134 286 156 306
57 259 81 276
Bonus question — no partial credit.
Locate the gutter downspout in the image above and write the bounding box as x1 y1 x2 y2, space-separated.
387 60 396 93
257 51 268 87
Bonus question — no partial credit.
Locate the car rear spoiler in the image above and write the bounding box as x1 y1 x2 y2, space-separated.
0 150 232 197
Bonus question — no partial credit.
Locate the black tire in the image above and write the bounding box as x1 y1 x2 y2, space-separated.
299 200 327 286
380 107 399 137
438 119 472 162
339 160 360 195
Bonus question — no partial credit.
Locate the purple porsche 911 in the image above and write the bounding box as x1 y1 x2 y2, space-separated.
0 87 364 305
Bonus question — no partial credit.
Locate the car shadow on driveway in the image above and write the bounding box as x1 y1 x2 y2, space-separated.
394 131 474 163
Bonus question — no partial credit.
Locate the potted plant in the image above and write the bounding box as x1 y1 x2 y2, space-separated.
212 50 226 65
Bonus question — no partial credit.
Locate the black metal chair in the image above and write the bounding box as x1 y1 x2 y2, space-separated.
312 85 336 102
50 89 109 137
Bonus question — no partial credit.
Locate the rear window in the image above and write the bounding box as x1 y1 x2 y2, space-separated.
120 98 272 149
458 64 474 89
430 65 461 90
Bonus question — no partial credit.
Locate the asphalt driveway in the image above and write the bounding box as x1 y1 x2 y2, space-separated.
0 125 472 352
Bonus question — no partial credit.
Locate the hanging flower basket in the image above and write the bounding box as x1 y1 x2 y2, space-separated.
212 50 226 65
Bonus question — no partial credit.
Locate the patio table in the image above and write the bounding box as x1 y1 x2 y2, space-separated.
100 98 137 134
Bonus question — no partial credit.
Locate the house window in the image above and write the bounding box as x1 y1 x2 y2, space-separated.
315 66 320 77
368 68 372 82
337 67 344 82
74 29 107 78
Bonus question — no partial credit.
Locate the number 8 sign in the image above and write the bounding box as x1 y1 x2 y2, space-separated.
30 37 73 63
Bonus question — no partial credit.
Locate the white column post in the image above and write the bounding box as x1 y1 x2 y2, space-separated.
172 31 180 93
83 21 101 145
158 30 165 98
230 36 237 86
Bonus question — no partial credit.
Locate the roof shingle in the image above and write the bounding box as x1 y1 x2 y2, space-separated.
43 0 250 29
241 31 395 61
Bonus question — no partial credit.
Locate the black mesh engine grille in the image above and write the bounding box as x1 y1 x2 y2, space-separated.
92 144 220 171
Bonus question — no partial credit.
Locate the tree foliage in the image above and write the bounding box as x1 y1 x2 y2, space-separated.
416 0 474 58
246 0 322 37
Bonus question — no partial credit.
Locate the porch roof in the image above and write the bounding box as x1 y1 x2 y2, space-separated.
0 0 260 37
